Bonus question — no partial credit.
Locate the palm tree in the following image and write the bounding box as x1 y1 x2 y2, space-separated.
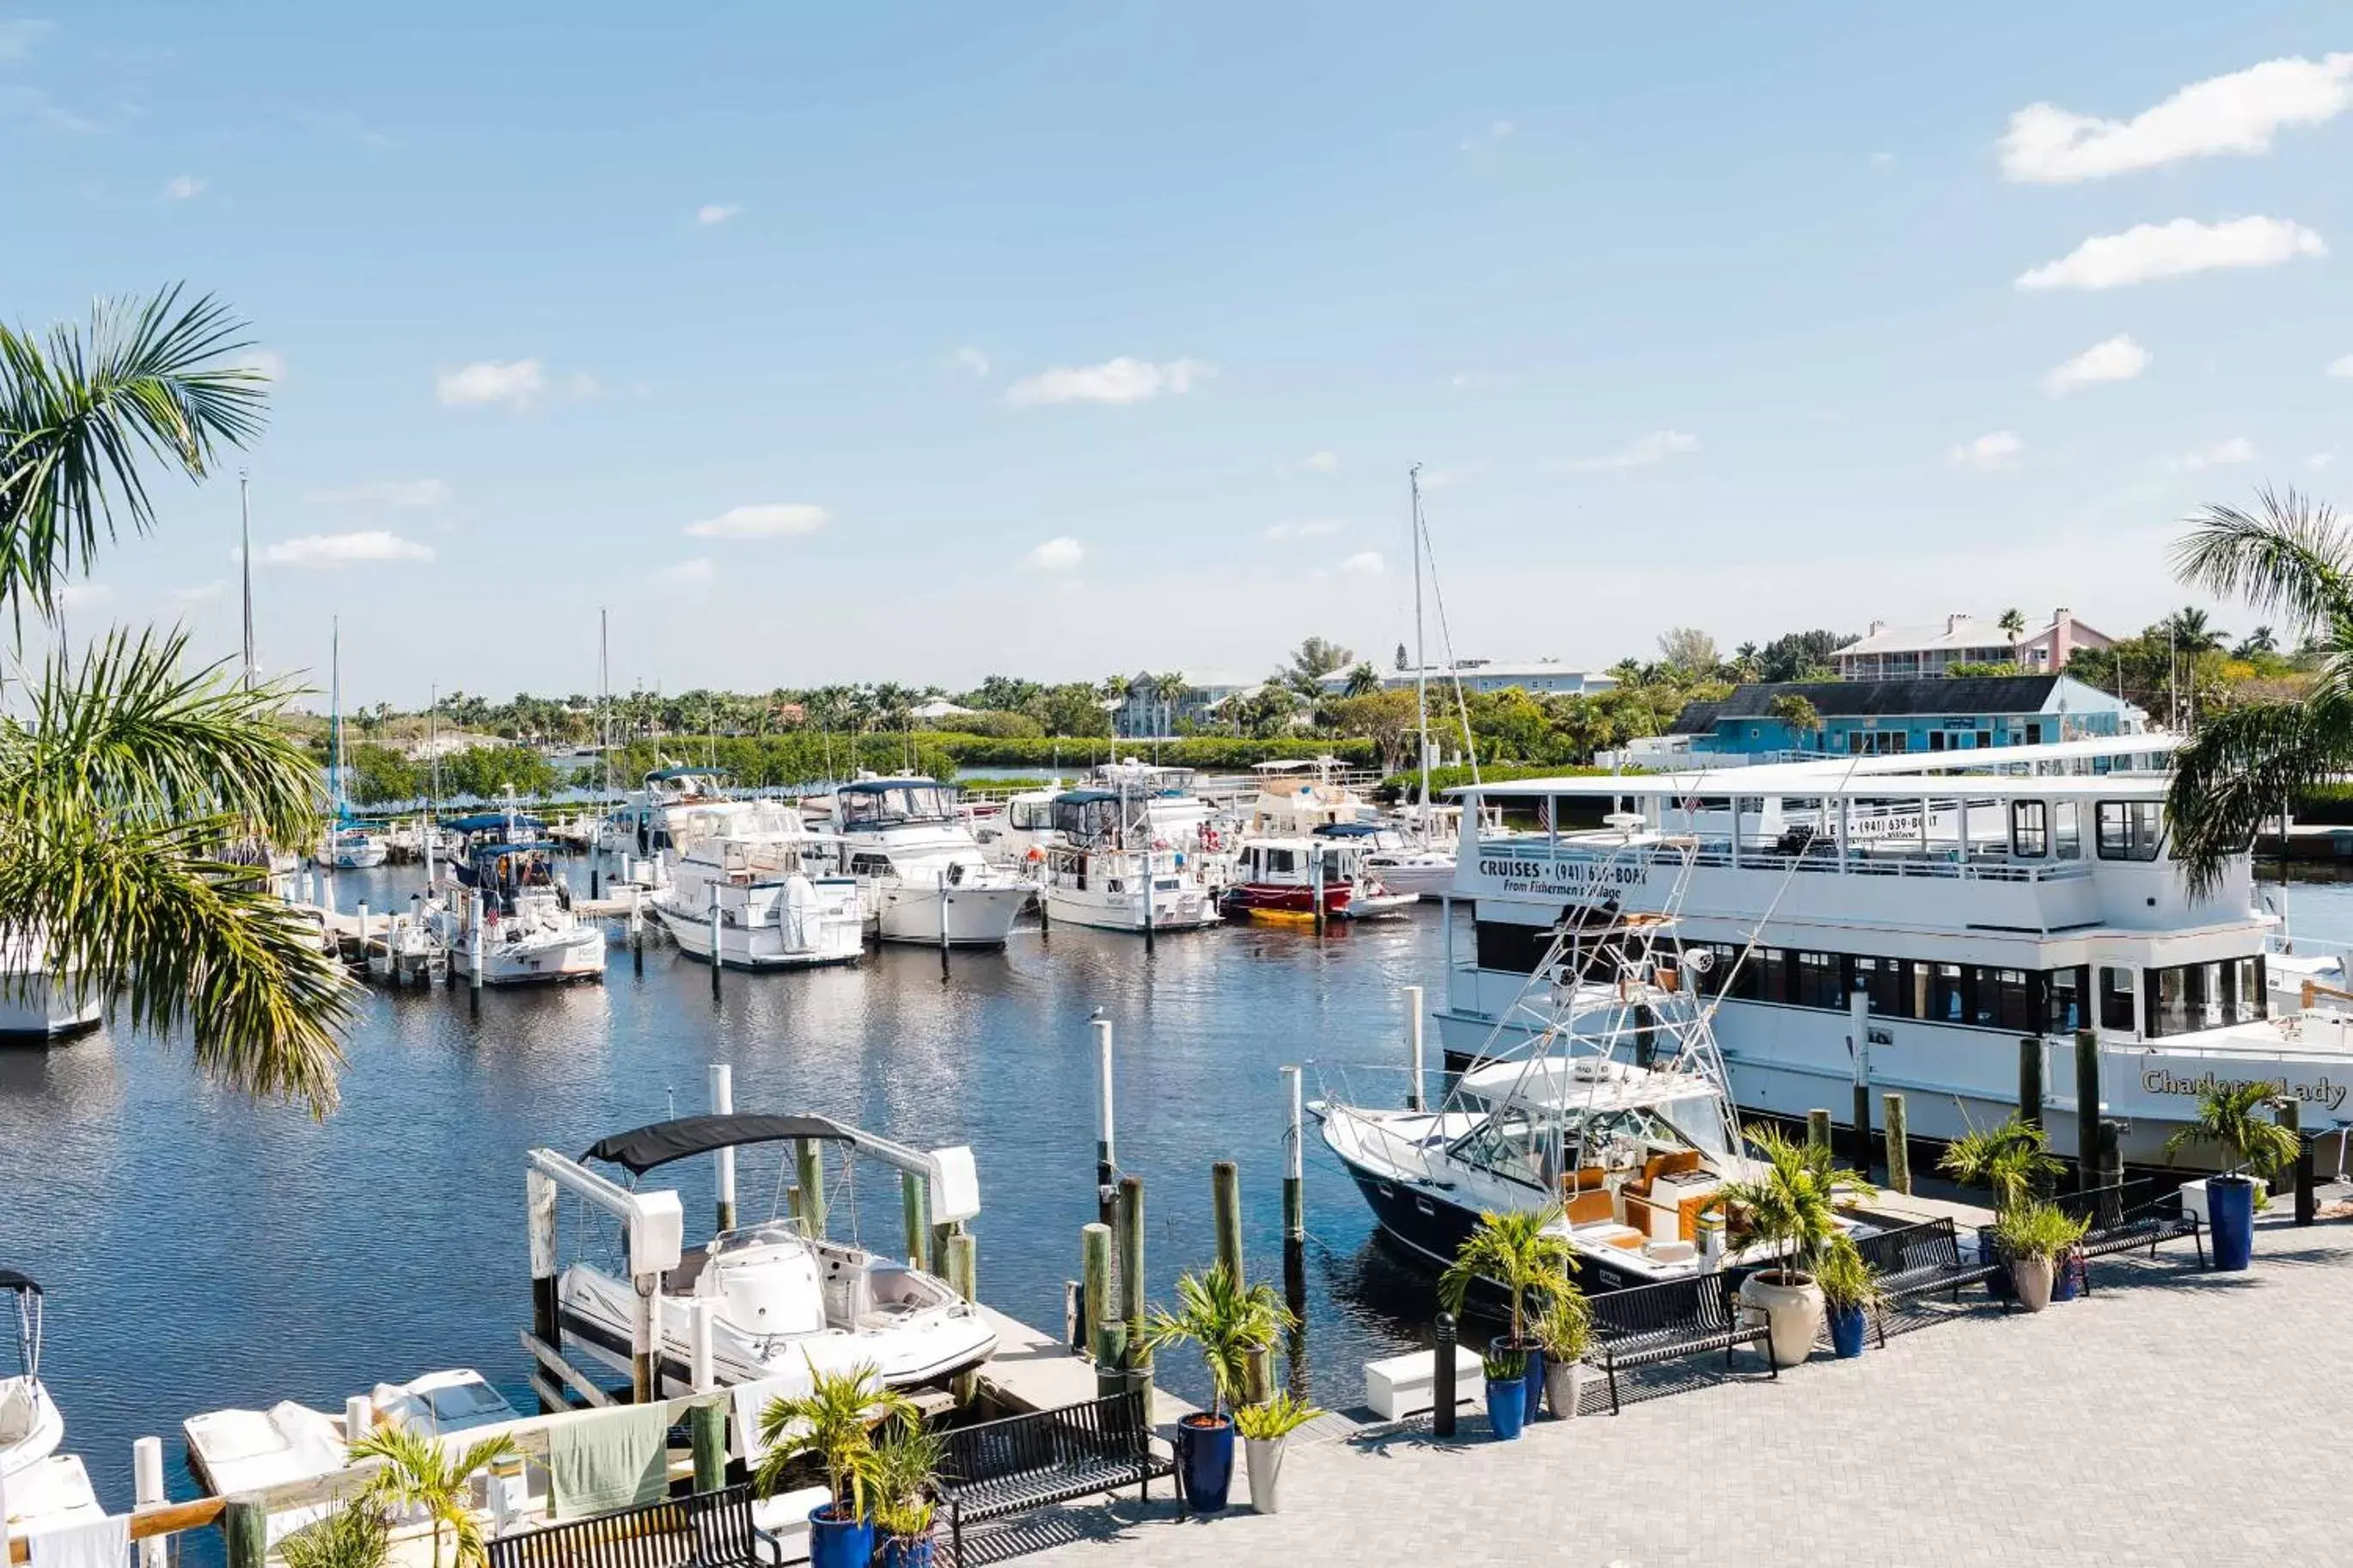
2161 605 2228 655
349 1424 518 1568
1938 1113 2062 1214
1703 1125 1876 1278
1439 1205 1574 1345
2164 487 2350 893
1342 662 1381 699
1997 607 2026 639
755 1360 917 1518
1140 1265 1295 1419
1 288 355 1114
2163 1081 2301 1179
1152 670 1188 735
2234 625 2278 658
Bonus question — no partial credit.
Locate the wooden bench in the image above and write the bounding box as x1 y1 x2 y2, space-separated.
487 1483 782 1568
1851 1217 2005 1347
2060 1181 2206 1289
1586 1272 1774 1415
935 1390 1173 1565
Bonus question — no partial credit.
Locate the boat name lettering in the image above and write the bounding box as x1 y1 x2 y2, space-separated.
2139 1068 2348 1113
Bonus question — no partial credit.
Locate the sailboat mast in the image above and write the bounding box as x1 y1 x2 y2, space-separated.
330 614 344 817
239 471 256 691
1410 463 1432 838
599 607 612 802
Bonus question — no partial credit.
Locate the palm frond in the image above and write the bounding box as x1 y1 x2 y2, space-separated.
2169 487 2353 637
2165 697 2353 899
0 285 267 620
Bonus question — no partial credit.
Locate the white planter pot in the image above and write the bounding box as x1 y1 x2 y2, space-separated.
2010 1254 2054 1312
1737 1270 1824 1368
2179 1177 2265 1223
1244 1435 1286 1513
1542 1357 1586 1419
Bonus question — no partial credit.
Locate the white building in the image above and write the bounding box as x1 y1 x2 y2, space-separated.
1314 659 1617 699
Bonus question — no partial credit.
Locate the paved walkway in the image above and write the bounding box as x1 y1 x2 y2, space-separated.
1003 1217 2353 1568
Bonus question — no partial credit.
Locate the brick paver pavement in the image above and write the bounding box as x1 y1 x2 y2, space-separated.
1005 1221 2352 1568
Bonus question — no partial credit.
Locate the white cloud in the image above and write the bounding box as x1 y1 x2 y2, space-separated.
259 531 435 568
1005 357 1211 407
656 557 715 586
167 581 226 603
2329 354 2353 378
695 203 742 225
0 20 54 60
303 479 450 508
951 345 991 377
2179 436 2257 470
1024 537 1085 571
1869 150 1896 169
2308 453 2338 473
230 349 286 382
58 582 113 609
1418 464 1476 491
1447 372 1493 391
2000 53 2353 182
1949 431 2025 472
2042 334 2152 396
1300 450 1339 473
2015 217 2324 291
162 174 205 201
437 359 546 408
1337 551 1384 577
1264 519 1346 542
684 503 830 540
1555 430 1699 473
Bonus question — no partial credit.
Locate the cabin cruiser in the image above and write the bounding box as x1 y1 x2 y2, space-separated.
1431 735 2353 1170
536 1113 997 1396
1 1272 61 1484
0 939 100 1041
1036 790 1223 934
651 802 865 969
316 821 388 870
1223 824 1417 922
428 835 607 985
1242 757 1378 835
608 766 737 859
827 778 1032 947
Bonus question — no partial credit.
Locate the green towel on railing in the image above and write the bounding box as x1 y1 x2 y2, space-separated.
549 1403 671 1519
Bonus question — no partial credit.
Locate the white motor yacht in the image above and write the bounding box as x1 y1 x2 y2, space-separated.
317 823 388 870
608 766 737 859
0 939 101 1041
1036 790 1223 934
828 778 1032 947
539 1113 997 1396
1 1272 62 1485
652 802 864 969
429 833 606 985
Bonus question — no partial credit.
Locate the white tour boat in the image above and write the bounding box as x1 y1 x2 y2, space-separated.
1432 735 2353 1170
1 1272 62 1485
535 1113 997 1395
828 778 1032 947
651 802 865 969
1036 790 1223 934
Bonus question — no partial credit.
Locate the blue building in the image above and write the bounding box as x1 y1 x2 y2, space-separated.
1672 675 2141 758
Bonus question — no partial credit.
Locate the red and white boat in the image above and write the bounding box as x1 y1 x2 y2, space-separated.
1221 826 1418 922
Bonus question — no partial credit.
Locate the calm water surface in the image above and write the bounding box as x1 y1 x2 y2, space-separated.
2 855 1451 1509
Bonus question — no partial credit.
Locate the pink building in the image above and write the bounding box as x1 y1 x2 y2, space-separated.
1832 607 2112 679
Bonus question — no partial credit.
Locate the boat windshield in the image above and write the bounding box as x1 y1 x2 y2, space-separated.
1446 1101 1711 1190
841 784 956 827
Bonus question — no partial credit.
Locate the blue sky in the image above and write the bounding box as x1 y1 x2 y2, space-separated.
5 3 2350 705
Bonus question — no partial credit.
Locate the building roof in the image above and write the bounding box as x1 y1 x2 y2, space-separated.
1832 617 2016 657
1666 699 1725 735
1690 676 2070 725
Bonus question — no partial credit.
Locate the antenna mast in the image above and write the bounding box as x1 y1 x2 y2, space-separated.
239 470 256 690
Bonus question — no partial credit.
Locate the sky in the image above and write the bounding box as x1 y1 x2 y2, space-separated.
4 3 2350 707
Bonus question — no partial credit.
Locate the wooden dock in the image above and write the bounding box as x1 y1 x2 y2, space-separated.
971 1304 1197 1424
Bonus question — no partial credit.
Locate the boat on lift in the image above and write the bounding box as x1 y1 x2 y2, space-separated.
535 1113 997 1395
651 802 865 969
1 1272 62 1485
827 778 1033 947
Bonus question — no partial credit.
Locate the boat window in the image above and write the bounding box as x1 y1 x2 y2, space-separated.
2053 800 2081 860
2099 966 2136 1032
1929 963 1965 1022
2095 800 2163 861
2235 956 2265 1022
1853 955 1904 1016
1446 1113 1549 1189
1752 949 1792 1005
1010 800 1050 830
848 853 892 878
2148 961 2226 1037
2047 966 2087 1034
1265 847 1296 874
2010 801 2047 858
1792 950 1843 1008
1475 919 1560 976
1978 967 2035 1031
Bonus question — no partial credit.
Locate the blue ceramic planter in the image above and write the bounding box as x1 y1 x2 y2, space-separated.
807 1505 873 1568
2208 1176 2256 1271
1485 1376 1526 1440
1827 1303 1867 1358
1521 1347 1547 1423
1177 1413 1236 1511
2051 1250 2082 1302
882 1535 934 1568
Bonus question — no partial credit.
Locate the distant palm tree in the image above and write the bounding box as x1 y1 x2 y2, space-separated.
1152 670 1188 735
2161 605 2228 655
1342 662 1381 698
1997 607 2026 639
1 287 354 1114
2233 625 2277 658
2165 486 2349 893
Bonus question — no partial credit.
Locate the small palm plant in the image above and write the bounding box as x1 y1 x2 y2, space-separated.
1438 1205 1575 1347
1703 1125 1877 1280
1232 1391 1323 1442
1939 1113 2063 1214
1812 1233 1884 1313
2164 1081 2301 1180
865 1412 947 1551
278 1502 389 1568
755 1359 919 1521
348 1424 518 1568
1140 1265 1297 1420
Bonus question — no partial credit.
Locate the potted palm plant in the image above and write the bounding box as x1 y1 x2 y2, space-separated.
867 1414 947 1568
1141 1265 1295 1512
278 1502 389 1568
1813 1234 1882 1358
755 1360 919 1568
1439 1205 1574 1428
1531 1283 1592 1419
1991 1199 2088 1310
1232 1391 1322 1513
1703 1125 1877 1367
1938 1113 2062 1297
347 1424 517 1568
2165 1082 2300 1271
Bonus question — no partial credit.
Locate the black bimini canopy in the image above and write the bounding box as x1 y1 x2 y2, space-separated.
583 1113 853 1175
0 1269 40 1294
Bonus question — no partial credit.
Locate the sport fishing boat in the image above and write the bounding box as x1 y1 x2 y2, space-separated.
827 778 1032 946
534 1113 997 1395
651 802 865 969
429 831 607 985
1223 823 1417 922
1 1272 62 1484
1432 735 2353 1170
1036 790 1223 934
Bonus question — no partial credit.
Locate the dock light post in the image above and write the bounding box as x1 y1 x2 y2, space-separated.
1094 1016 1117 1227
1432 1312 1458 1437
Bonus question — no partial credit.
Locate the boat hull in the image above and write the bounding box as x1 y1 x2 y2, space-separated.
0 972 101 1041
1329 1146 1657 1295
450 926 608 985
654 900 863 970
1042 884 1224 933
1222 882 1416 922
874 882 1030 947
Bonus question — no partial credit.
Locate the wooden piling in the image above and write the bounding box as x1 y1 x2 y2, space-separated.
1280 1065 1305 1244
1081 1223 1112 1358
222 1497 266 1568
938 869 951 980
901 1170 931 1271
708 883 723 1000
2094 1120 2124 1225
690 1400 726 1492
2074 1029 2100 1190
1213 1160 1244 1285
1116 1175 1146 1370
946 1229 978 1404
2019 1036 2044 1129
795 1139 827 1235
1882 1092 1912 1195
527 1168 561 1351
1805 1109 1831 1155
